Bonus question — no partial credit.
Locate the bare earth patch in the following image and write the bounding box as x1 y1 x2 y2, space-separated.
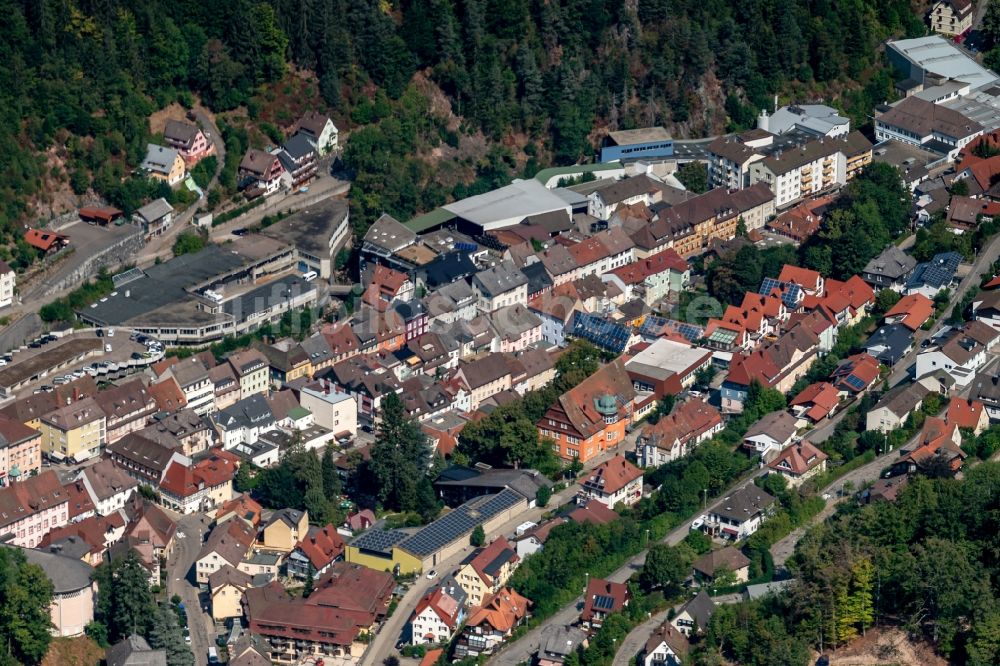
148 102 188 135
819 627 947 666
41 635 104 666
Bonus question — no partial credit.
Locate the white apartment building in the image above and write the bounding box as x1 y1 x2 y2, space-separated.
0 261 15 308
750 141 846 208
707 134 769 190
875 96 983 160
929 0 973 37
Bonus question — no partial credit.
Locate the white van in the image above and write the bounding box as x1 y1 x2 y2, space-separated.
302 271 318 282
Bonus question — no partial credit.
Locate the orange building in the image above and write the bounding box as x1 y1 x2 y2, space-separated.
537 359 636 462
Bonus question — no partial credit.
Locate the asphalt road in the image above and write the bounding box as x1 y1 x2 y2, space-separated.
19 221 140 305
772 350 1000 568
360 439 641 666
488 468 768 666
166 513 214 666
208 175 351 242
136 108 226 266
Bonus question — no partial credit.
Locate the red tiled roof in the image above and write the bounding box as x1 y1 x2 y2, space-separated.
63 480 96 520
885 293 934 331
246 582 364 647
412 588 462 630
767 441 828 476
581 455 642 496
307 562 394 620
469 537 519 587
609 248 687 285
465 587 530 632
160 452 237 499
580 578 629 623
294 524 345 569
830 353 880 393
216 493 263 526
778 265 823 292
640 399 722 453
542 359 635 439
789 381 840 422
945 398 987 430
566 237 611 268
568 499 619 525
902 416 967 471
0 470 68 530
151 357 180 378
322 322 360 356
148 377 188 412
23 229 68 251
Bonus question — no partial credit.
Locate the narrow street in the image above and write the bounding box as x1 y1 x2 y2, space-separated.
488 467 769 666
135 108 226 266
165 513 214 666
360 437 643 666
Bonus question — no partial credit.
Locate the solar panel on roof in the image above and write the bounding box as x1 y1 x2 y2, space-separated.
845 375 866 390
594 595 616 610
112 267 145 287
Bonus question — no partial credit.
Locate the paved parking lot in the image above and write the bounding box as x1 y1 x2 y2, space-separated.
0 330 155 400
22 220 142 302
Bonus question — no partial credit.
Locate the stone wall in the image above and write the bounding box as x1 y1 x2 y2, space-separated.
48 228 145 293
0 313 43 354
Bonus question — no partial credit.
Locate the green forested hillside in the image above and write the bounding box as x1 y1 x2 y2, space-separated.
0 0 924 254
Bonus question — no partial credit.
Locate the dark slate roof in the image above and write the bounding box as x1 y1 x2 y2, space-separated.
282 133 317 160
521 262 554 295
864 323 913 365
105 634 167 666
398 488 524 558
677 590 715 628
420 252 478 289
215 394 275 431
15 546 94 593
907 251 962 290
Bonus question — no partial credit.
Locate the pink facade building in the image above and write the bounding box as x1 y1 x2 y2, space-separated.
163 120 214 166
0 415 42 485
0 470 69 548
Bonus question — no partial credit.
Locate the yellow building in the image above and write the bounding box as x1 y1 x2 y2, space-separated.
209 565 252 621
347 489 528 575
227 350 271 399
260 508 309 553
456 537 520 606
344 534 424 576
38 396 106 463
141 143 186 186
256 340 313 387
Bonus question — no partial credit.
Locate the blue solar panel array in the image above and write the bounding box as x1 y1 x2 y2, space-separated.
399 488 524 557
570 312 632 354
638 316 703 342
593 595 616 610
759 278 803 309
907 251 962 291
351 528 409 554
844 375 867 391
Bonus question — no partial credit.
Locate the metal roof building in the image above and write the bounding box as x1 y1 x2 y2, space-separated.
345 488 528 574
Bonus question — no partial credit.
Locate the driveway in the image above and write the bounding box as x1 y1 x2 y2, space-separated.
135 108 226 266
165 512 214 666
